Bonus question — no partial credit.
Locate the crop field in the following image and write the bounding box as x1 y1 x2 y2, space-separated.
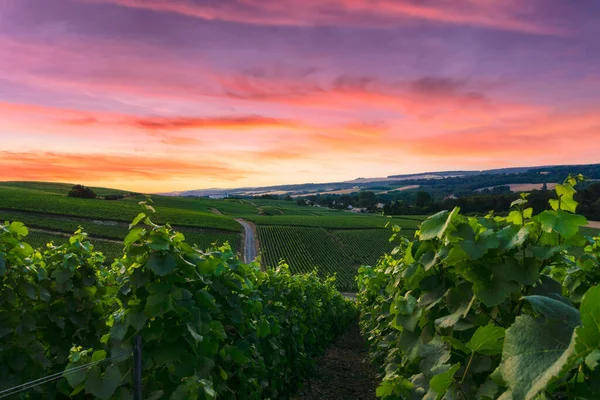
0 210 241 257
256 225 418 291
257 226 357 289
332 229 406 265
245 214 422 229
0 182 425 289
0 186 241 231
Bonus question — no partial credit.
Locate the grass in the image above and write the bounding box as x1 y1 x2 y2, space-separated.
0 187 241 231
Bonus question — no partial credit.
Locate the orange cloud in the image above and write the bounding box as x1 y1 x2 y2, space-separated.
404 110 600 158
0 151 246 182
0 101 300 134
128 115 300 131
79 0 563 35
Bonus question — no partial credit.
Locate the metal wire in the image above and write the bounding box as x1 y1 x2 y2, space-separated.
0 350 132 399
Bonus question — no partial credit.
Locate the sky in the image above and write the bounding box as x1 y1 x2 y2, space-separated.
1 0 599 193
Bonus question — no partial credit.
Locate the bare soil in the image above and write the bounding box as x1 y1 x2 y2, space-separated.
293 320 379 400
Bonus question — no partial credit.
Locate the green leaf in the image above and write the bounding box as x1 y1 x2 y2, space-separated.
228 346 250 365
257 318 271 338
85 365 122 400
91 350 107 362
525 288 600 399
9 221 28 237
419 208 459 241
524 295 580 329
200 379 216 399
38 286 51 302
64 361 87 388
126 310 148 331
477 380 499 399
575 284 600 352
535 210 587 239
187 324 203 342
147 234 170 251
145 292 172 318
124 227 145 246
428 363 461 400
129 212 146 228
497 313 577 400
147 252 177 276
466 325 505 356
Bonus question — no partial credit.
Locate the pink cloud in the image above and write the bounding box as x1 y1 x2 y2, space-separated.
78 0 564 35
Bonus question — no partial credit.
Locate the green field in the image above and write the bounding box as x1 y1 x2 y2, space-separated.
0 181 426 290
257 225 415 291
243 214 421 229
0 186 241 231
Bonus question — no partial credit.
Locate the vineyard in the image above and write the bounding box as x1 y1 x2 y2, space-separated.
0 210 241 260
246 214 422 229
0 186 241 231
0 204 356 399
258 226 357 290
332 229 404 265
356 175 600 399
257 226 416 291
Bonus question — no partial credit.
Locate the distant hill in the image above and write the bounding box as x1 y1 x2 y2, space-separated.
163 163 600 197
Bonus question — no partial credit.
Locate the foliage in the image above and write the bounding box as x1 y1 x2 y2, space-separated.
357 175 600 399
0 222 114 397
0 203 355 399
68 184 97 199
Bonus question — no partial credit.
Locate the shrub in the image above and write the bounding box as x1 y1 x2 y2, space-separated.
68 184 97 199
357 175 600 399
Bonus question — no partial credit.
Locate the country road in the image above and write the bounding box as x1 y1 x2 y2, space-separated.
236 219 258 263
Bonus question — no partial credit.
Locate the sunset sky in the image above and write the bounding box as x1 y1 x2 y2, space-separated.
1 0 599 192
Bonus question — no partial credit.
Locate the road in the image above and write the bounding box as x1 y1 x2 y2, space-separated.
235 219 257 263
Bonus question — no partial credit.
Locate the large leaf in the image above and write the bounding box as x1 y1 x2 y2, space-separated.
85 365 122 400
535 210 587 239
419 208 459 241
147 252 177 276
497 313 577 400
524 295 580 329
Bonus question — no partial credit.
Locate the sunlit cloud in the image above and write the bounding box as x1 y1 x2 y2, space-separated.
0 0 598 191
78 0 565 35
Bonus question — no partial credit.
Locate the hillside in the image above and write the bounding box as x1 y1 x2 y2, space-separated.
165 163 600 198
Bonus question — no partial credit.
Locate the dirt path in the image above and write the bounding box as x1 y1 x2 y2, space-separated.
235 219 259 263
587 221 600 229
293 320 378 400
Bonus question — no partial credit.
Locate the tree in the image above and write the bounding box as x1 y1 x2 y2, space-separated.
67 184 96 199
415 191 432 208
